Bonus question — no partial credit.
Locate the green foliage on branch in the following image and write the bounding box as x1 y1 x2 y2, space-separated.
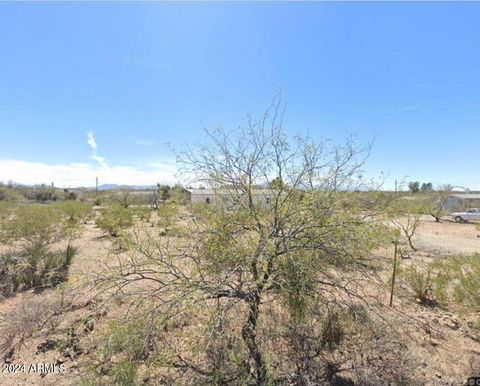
0 204 72 249
96 204 133 237
400 254 480 318
55 200 94 225
0 204 78 297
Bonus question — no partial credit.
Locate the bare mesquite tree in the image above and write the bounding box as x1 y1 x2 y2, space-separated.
97 99 390 384
389 200 423 252
111 187 137 208
423 185 452 222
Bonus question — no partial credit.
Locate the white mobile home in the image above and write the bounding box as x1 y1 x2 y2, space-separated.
188 189 275 208
443 194 480 211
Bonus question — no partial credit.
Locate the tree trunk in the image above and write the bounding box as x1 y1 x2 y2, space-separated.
242 291 268 385
407 236 417 252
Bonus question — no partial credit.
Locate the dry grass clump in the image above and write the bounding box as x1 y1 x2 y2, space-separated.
0 294 64 361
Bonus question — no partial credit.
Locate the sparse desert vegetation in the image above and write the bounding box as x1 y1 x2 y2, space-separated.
2 3 480 383
1 108 479 386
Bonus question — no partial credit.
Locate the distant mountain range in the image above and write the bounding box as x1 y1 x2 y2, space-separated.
8 183 169 191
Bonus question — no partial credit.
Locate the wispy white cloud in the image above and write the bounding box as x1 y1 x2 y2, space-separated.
0 159 178 188
136 139 155 147
87 131 108 168
86 132 97 151
0 132 178 187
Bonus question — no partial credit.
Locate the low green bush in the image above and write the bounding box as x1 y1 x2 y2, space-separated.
0 244 77 297
0 204 78 297
448 255 480 312
400 264 448 306
79 317 164 385
0 186 23 202
101 319 158 362
0 204 71 249
111 360 138 386
55 201 93 225
156 203 184 236
0 201 13 221
400 254 480 322
133 207 151 223
96 204 133 237
320 309 344 351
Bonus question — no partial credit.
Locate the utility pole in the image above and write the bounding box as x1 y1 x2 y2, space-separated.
95 177 98 196
395 179 398 195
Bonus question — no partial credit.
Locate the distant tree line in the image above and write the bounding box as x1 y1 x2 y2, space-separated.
407 181 433 194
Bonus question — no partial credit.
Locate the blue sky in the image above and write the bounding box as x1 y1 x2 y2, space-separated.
0 2 479 189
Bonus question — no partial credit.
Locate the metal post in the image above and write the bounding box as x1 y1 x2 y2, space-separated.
389 241 398 307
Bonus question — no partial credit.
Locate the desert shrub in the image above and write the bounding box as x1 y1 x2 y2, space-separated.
388 200 424 252
80 316 163 385
281 321 332 384
156 203 183 236
0 204 78 296
80 363 138 386
78 371 99 386
275 305 349 385
0 244 77 296
41 244 78 287
63 189 78 200
55 200 93 225
348 303 371 325
275 304 418 386
401 255 480 317
0 295 63 358
448 255 480 312
96 204 133 237
400 264 448 306
101 318 159 363
421 187 451 222
0 186 23 202
26 185 59 202
133 206 151 223
111 360 138 386
147 185 171 210
0 254 21 297
94 100 393 384
0 201 13 221
348 321 420 386
320 309 344 351
110 189 138 208
401 265 434 305
170 184 190 205
0 204 71 250
156 203 178 224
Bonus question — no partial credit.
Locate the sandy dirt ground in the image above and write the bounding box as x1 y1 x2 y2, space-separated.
415 216 480 256
0 216 479 385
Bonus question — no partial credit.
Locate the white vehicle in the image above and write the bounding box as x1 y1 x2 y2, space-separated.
451 208 480 223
